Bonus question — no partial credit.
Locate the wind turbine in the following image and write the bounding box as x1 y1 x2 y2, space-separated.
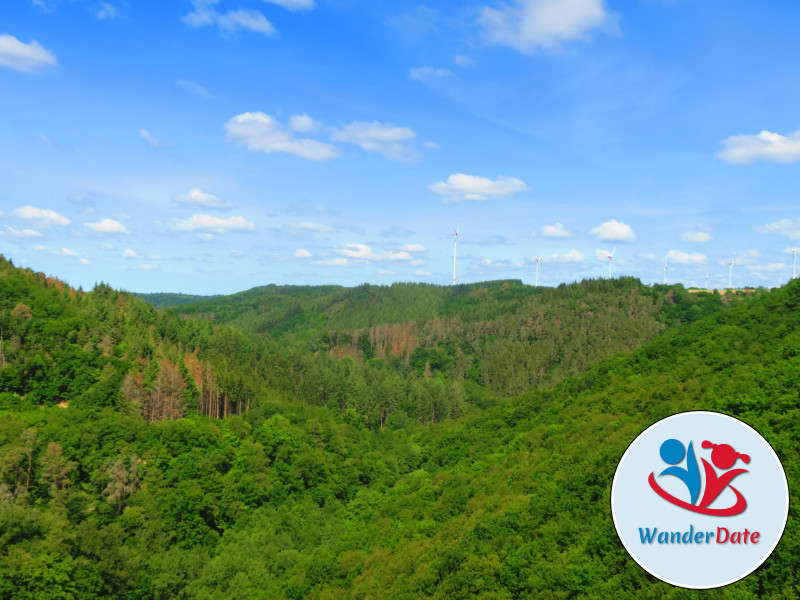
451 226 459 286
791 248 799 280
533 255 543 287
728 261 733 290
663 259 668 285
601 246 616 278
704 273 709 290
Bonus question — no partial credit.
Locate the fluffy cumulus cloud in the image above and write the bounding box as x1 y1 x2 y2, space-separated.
334 243 414 262
225 112 340 162
401 243 426 252
293 248 312 258
123 249 137 258
681 231 712 243
429 173 528 202
666 250 706 265
717 130 800 164
84 218 130 234
183 1 275 35
169 214 255 233
0 227 42 238
0 34 58 73
541 222 571 238
548 249 584 262
13 205 71 227
173 188 232 208
56 247 78 257
757 218 800 240
331 121 420 162
288 114 320 133
479 0 610 54
589 219 635 242
317 258 350 267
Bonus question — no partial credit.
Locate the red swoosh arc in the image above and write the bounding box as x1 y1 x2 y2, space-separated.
648 472 747 516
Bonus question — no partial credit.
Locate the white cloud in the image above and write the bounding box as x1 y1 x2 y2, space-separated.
79 258 91 265
746 262 785 272
176 79 214 99
293 248 312 258
264 0 315 10
174 188 232 208
123 249 137 258
139 129 161 148
409 66 454 82
183 1 275 35
589 219 635 242
0 34 58 73
541 222 571 238
13 206 71 227
56 247 78 257
317 258 350 267
198 233 214 241
335 243 413 262
34 245 45 251
429 173 528 202
225 112 340 162
548 249 584 262
0 227 42 238
288 114 320 133
135 264 159 270
170 214 255 234
757 219 800 240
401 243 426 252
479 0 610 54
415 270 432 276
681 231 712 243
717 130 800 164
85 218 130 234
666 250 706 265
331 121 420 162
230 249 245 257
378 270 396 275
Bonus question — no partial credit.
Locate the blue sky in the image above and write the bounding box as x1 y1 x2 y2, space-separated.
2 0 800 294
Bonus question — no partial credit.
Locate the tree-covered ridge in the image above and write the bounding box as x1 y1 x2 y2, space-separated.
0 256 286 420
1 275 798 598
133 292 215 309
169 277 740 397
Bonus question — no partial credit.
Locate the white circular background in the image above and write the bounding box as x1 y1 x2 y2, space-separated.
611 411 789 589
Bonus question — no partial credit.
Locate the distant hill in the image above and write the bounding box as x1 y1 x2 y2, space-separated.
170 278 744 398
134 292 216 308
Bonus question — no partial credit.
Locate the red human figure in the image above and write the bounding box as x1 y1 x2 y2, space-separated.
698 441 750 509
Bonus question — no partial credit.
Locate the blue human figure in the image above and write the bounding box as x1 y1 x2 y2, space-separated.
659 439 701 505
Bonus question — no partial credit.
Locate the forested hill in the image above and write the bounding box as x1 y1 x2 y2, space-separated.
133 292 214 309
0 256 287 419
1 264 798 598
165 277 743 397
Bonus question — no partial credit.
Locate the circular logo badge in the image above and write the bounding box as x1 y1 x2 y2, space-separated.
611 411 789 589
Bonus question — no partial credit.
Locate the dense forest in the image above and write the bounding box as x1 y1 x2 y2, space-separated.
1 254 797 598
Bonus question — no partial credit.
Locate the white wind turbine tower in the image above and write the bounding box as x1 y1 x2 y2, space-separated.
791 248 799 280
663 259 668 285
601 246 616 278
728 260 734 289
451 226 459 286
705 273 709 290
533 255 543 287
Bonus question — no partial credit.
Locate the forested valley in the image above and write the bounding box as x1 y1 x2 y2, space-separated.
1 253 797 599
